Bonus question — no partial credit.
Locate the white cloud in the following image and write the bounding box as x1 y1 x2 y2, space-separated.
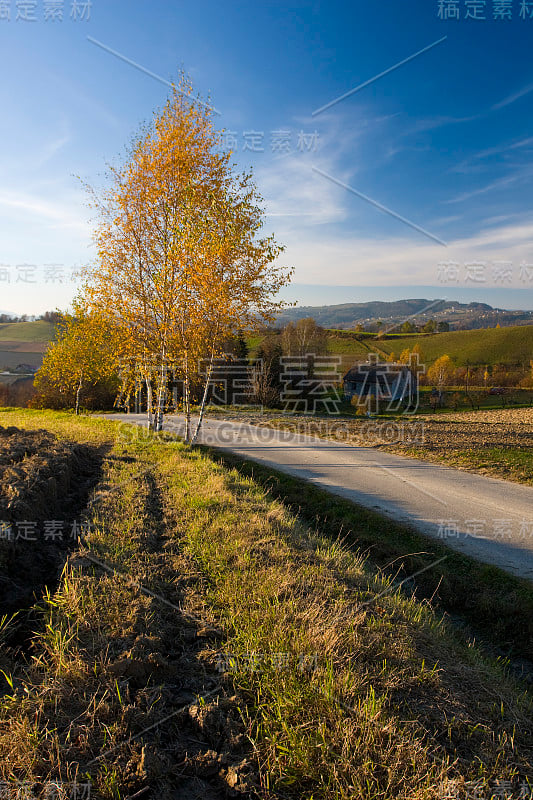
451 136 533 175
275 219 533 289
255 111 366 227
0 188 90 234
259 156 349 226
35 131 71 169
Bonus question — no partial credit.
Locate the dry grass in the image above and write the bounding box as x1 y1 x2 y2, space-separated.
161 448 533 798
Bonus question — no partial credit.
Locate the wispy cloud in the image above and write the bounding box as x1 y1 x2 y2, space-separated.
492 83 533 111
428 214 461 226
0 188 90 234
37 133 71 167
447 164 533 203
0 190 68 221
256 111 367 227
259 155 349 226
452 135 533 174
403 112 483 136
311 166 447 246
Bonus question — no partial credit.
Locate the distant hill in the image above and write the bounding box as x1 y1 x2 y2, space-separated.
276 299 533 331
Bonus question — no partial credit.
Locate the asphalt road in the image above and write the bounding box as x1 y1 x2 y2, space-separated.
111 413 533 581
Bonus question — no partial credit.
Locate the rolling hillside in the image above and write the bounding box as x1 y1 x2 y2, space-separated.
0 321 55 372
0 320 56 343
366 325 533 367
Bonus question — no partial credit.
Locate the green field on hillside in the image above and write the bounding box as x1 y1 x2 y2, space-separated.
325 334 388 360
376 325 533 366
0 320 56 343
326 325 533 366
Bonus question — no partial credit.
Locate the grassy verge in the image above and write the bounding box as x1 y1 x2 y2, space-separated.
213 450 533 665
391 445 533 485
0 409 532 799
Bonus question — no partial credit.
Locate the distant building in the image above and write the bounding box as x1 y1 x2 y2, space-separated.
343 361 418 410
13 363 37 374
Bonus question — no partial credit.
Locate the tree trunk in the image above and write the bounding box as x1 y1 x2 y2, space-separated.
192 325 219 445
154 350 167 432
184 350 191 443
191 362 212 444
75 376 83 415
146 375 153 430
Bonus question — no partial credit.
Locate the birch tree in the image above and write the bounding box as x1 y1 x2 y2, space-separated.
84 75 291 439
427 355 454 391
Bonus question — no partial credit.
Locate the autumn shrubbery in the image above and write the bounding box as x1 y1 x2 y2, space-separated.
0 379 35 409
31 373 118 411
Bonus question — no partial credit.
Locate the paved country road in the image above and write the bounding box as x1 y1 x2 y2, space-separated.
109 413 533 582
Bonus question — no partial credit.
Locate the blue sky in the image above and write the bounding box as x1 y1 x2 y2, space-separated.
1 0 533 315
